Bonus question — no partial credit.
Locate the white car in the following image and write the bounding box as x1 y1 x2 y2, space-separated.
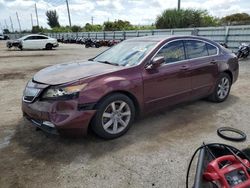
9 34 58 50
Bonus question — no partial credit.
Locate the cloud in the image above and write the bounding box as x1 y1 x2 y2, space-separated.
0 0 249 32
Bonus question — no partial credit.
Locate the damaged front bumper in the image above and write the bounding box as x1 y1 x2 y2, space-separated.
22 100 96 136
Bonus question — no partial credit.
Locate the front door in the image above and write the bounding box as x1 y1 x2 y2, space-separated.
142 40 192 113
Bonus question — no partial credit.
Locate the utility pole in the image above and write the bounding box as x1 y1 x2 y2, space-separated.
35 3 39 26
91 16 94 25
178 0 181 10
4 19 8 29
66 0 72 27
9 16 14 33
16 12 22 32
31 14 34 28
0 22 2 31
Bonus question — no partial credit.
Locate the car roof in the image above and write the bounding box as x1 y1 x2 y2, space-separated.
24 34 48 38
125 35 215 43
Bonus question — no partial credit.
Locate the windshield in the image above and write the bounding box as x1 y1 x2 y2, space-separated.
93 41 157 67
18 36 27 40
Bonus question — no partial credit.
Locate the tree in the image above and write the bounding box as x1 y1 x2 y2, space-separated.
71 25 82 32
221 13 250 25
3 29 10 34
155 9 219 29
46 10 60 28
84 23 102 32
32 26 43 33
103 20 133 31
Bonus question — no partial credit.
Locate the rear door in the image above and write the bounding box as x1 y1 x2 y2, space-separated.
183 40 219 99
36 35 48 49
142 40 192 112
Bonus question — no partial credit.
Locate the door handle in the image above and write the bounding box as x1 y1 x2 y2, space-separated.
180 65 189 70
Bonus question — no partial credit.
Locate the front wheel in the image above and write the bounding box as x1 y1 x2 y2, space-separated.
91 94 135 139
45 43 53 50
208 73 231 103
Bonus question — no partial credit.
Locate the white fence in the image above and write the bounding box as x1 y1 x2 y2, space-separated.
7 25 250 50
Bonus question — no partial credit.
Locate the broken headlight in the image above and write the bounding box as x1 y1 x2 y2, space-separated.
42 83 87 100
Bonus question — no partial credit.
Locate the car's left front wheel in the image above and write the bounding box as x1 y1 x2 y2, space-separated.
91 93 135 139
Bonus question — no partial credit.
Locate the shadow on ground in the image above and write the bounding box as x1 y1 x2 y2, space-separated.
12 95 239 164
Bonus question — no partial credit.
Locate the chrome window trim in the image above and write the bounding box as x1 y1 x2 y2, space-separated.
148 38 219 67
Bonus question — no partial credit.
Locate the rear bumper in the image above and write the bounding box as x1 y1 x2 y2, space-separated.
22 100 96 136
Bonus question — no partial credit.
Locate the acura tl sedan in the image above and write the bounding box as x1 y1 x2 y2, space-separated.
22 35 238 139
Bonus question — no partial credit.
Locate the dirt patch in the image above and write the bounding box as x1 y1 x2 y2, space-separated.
0 66 49 81
0 72 25 81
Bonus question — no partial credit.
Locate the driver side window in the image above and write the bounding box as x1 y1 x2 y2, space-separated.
155 40 185 64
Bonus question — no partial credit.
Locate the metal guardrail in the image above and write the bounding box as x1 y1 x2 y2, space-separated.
6 25 250 50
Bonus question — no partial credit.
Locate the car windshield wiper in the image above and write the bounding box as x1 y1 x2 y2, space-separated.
97 60 120 66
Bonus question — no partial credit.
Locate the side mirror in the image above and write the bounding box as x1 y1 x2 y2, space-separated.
146 56 165 70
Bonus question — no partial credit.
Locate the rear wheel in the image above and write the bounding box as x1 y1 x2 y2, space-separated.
45 43 53 50
91 93 135 139
208 73 231 102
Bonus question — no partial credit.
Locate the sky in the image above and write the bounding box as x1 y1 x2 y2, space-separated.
0 0 250 32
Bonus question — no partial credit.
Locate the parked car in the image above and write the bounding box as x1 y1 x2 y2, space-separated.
22 35 238 139
0 34 9 40
6 34 58 50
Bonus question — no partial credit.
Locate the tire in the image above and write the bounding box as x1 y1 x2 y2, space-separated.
91 93 135 139
208 73 231 103
45 43 53 50
18 44 23 50
217 127 246 142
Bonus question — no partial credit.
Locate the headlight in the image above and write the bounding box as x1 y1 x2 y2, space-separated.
42 83 87 100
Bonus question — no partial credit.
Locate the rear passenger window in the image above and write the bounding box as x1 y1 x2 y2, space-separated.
206 43 217 55
36 36 48 39
155 40 185 64
184 40 208 59
25 36 36 40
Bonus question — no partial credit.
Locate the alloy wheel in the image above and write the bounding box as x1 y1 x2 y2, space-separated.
217 77 230 99
102 100 131 134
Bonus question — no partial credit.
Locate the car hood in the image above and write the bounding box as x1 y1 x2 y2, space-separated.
33 61 124 85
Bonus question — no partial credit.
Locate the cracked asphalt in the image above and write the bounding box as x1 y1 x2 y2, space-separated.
0 41 250 188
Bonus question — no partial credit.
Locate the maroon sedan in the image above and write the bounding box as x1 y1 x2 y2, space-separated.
22 35 238 139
